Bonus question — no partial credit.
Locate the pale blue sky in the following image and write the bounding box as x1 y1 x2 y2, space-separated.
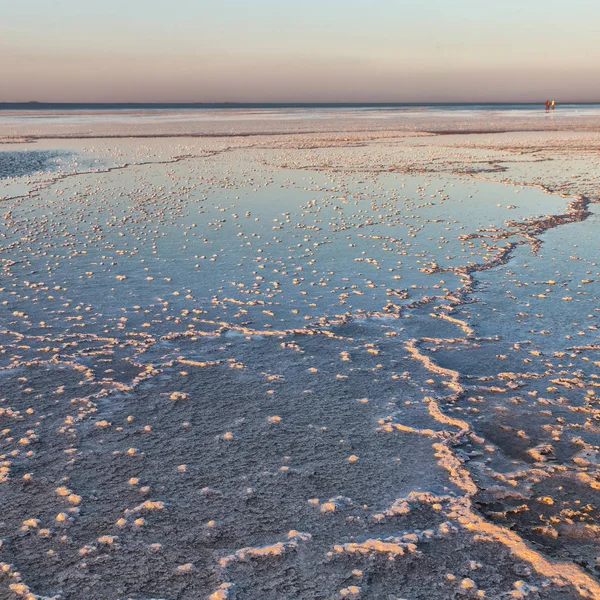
2 0 600 101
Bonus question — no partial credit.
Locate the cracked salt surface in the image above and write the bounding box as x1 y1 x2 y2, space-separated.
0 123 599 599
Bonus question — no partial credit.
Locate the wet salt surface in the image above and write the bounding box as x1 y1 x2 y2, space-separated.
0 132 599 600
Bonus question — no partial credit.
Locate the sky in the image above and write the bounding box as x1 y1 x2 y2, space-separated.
2 0 600 102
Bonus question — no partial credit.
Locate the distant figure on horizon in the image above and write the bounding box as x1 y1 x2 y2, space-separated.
545 100 550 112
551 100 556 110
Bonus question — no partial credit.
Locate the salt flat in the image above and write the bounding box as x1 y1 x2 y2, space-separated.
0 111 599 599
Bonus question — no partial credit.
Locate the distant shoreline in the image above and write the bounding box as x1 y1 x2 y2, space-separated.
3 103 600 142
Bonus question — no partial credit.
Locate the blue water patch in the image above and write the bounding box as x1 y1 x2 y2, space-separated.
0 149 72 179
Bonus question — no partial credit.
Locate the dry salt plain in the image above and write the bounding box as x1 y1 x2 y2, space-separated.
1 110 600 600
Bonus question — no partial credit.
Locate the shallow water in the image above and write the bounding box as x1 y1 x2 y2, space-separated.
0 132 599 599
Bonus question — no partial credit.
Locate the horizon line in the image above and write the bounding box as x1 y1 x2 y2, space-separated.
2 100 600 109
